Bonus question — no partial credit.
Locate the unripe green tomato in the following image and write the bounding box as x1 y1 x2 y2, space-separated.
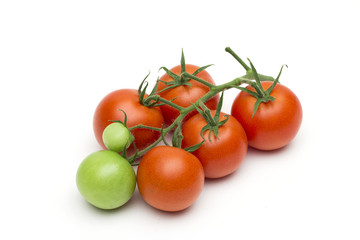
76 150 136 210
102 122 131 152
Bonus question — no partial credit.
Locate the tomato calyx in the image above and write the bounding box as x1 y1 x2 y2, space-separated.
246 59 288 117
137 73 161 107
225 47 287 117
136 72 186 111
157 49 214 93
192 92 228 141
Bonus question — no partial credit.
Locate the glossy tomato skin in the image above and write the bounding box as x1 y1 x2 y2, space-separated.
231 81 302 150
137 146 204 212
93 89 164 154
182 111 248 178
157 64 219 125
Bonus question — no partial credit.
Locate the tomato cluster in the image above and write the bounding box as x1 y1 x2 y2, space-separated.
76 48 302 212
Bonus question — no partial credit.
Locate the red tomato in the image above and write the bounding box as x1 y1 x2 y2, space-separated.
136 146 204 212
157 64 219 125
93 89 164 155
182 111 248 178
231 81 302 150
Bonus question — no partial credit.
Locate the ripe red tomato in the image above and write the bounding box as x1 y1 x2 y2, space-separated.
231 81 302 150
182 111 248 178
93 89 164 154
157 64 219 125
136 146 204 212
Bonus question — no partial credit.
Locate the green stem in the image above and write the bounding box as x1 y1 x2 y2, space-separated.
178 77 244 117
144 95 184 111
127 118 181 160
126 74 266 161
246 72 275 82
232 77 255 86
128 124 162 132
247 59 268 98
182 72 215 88
225 47 250 71
226 47 275 82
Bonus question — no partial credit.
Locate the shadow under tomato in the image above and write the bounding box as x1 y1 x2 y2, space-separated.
81 187 142 215
145 203 194 218
204 164 245 187
246 142 293 159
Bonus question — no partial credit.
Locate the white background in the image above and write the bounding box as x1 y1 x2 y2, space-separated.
1 0 360 239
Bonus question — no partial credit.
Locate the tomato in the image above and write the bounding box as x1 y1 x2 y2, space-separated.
182 111 248 178
231 81 302 150
136 146 204 212
76 150 136 210
93 89 164 155
102 122 131 152
157 64 219 125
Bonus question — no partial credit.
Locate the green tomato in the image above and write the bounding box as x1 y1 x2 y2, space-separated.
102 122 131 152
76 150 136 210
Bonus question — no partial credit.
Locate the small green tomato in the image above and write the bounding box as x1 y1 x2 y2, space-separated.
102 122 131 152
76 150 136 210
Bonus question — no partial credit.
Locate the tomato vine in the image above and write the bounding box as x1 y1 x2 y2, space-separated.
125 47 283 164
80 46 302 212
